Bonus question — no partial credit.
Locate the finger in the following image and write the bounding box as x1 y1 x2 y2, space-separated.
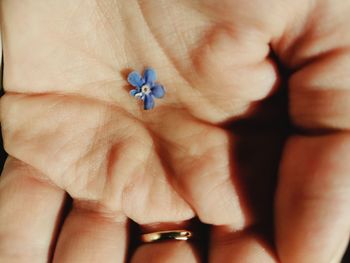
0 157 66 262
53 201 128 263
276 134 350 263
274 2 350 261
210 226 278 263
131 242 199 263
288 50 350 131
131 222 200 263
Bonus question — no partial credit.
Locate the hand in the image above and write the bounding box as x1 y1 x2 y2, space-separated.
0 0 349 262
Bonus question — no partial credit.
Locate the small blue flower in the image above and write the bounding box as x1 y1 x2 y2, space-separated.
128 68 165 110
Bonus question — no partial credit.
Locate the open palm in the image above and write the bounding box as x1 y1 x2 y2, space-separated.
1 1 350 262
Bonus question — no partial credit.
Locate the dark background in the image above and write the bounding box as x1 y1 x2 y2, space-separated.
0 59 348 262
344 246 350 262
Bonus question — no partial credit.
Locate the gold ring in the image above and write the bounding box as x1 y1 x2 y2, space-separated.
141 230 193 243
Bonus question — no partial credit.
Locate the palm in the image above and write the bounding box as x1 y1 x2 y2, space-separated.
1 1 350 263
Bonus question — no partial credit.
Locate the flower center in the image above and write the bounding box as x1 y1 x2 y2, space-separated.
141 84 151 95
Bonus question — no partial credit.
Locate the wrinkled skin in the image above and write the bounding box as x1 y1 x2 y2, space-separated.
0 0 350 262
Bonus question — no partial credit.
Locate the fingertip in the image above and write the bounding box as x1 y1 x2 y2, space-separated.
275 134 350 263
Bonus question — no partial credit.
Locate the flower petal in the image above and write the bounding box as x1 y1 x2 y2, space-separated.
144 94 155 110
130 89 138 96
128 71 144 88
144 68 157 84
151 84 165 98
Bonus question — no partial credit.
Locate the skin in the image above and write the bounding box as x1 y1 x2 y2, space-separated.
0 0 349 262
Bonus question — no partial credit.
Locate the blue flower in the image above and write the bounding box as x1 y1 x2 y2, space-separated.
128 68 165 110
